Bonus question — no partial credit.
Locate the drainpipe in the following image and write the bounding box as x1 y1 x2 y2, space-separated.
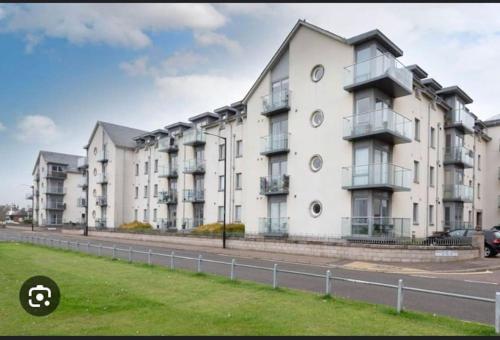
146 143 152 223
472 132 477 229
435 122 441 232
425 99 432 237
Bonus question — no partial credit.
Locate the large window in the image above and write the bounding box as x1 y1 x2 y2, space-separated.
413 161 420 183
154 159 158 173
218 175 225 191
430 127 435 148
154 184 158 197
144 161 149 175
413 203 419 225
218 206 224 222
235 206 242 222
414 118 420 141
135 187 138 199
144 185 148 198
236 173 242 190
429 166 435 187
429 205 434 225
218 144 226 161
236 140 243 157
135 164 139 176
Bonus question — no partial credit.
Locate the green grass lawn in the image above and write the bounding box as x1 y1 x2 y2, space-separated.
0 242 495 336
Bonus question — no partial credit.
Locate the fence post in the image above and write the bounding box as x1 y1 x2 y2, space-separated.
197 255 202 273
495 292 499 334
397 279 404 314
272 264 278 289
128 247 133 263
170 251 175 269
325 270 332 295
230 259 236 281
112 245 116 259
148 249 152 265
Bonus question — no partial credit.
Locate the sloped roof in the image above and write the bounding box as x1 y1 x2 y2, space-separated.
346 29 403 57
436 86 473 104
33 150 84 175
85 121 148 149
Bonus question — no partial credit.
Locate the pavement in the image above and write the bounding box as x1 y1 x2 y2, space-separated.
1 226 499 326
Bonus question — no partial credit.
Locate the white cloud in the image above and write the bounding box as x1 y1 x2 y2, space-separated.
161 51 208 75
194 31 241 54
24 33 43 54
0 121 5 131
0 4 227 50
119 56 151 77
16 115 61 144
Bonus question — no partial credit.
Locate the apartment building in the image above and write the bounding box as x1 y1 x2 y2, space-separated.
32 151 87 226
32 20 500 238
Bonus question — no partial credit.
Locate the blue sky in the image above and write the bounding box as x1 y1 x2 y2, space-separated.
1 3 500 207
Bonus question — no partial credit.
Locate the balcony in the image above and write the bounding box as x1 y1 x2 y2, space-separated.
159 218 177 231
344 53 413 98
183 159 205 174
341 217 411 239
96 218 107 228
158 137 179 153
261 88 291 117
97 173 108 184
183 129 206 146
96 150 109 163
78 177 88 188
96 196 107 207
77 157 88 169
180 218 204 230
443 146 474 168
158 191 177 204
445 108 475 133
35 173 40 182
158 166 178 179
183 189 205 203
442 184 473 203
46 169 67 179
260 134 289 156
42 217 63 226
77 197 87 207
25 193 33 200
342 163 411 191
260 175 290 195
259 217 289 237
343 109 412 144
44 187 66 195
45 201 65 211
443 220 473 231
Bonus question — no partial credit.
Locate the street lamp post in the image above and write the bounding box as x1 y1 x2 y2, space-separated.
203 131 227 248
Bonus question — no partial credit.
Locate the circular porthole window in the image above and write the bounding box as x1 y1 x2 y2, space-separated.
311 65 325 82
310 200 323 217
310 110 324 128
310 155 323 172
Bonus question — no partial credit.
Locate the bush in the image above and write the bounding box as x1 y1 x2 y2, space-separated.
119 220 152 231
191 223 245 235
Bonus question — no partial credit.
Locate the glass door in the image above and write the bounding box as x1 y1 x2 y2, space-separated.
353 147 369 186
270 117 288 150
355 47 371 82
374 97 390 130
270 200 287 233
352 197 368 235
373 147 389 185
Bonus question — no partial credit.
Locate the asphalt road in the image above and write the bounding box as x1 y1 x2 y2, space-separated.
1 228 498 326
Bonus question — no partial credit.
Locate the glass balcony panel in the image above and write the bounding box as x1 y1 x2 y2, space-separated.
261 89 291 116
446 107 475 133
259 217 288 236
342 163 411 191
443 146 474 168
442 184 473 202
341 217 411 238
183 159 205 173
183 129 206 145
260 134 289 155
259 175 290 195
158 137 179 152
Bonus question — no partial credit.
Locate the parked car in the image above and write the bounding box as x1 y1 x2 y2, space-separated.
484 230 500 257
490 225 500 231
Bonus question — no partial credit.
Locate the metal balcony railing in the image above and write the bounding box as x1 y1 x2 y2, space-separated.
444 146 474 167
77 157 88 168
97 150 108 162
158 166 178 178
158 191 177 204
183 129 206 146
42 217 63 226
260 133 289 155
45 201 65 210
341 217 411 239
96 196 107 206
183 189 205 202
158 137 179 153
44 186 66 195
343 108 412 144
183 159 205 174
260 175 290 195
344 53 413 97
96 218 107 228
261 88 291 116
445 107 475 133
442 184 473 202
342 163 411 191
259 217 289 236
46 169 67 179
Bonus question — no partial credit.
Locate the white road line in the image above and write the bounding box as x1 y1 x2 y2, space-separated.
464 279 498 285
412 275 437 279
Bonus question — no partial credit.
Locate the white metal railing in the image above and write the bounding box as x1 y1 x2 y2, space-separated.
342 163 411 190
344 53 413 92
343 108 412 141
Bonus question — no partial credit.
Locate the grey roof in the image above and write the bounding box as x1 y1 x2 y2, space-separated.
214 105 238 114
188 111 219 123
422 78 443 91
133 129 168 141
406 64 428 80
164 122 192 131
346 29 403 57
436 86 473 104
34 150 84 175
85 121 148 149
484 114 500 127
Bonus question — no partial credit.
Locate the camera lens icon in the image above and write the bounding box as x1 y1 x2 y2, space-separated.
20 276 60 316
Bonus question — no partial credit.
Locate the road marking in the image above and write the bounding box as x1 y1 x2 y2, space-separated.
412 275 437 279
463 279 498 285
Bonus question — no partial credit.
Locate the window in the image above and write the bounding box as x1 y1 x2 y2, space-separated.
135 187 138 199
93 147 98 155
218 175 225 191
144 185 148 198
154 159 158 173
234 205 242 222
430 127 435 148
218 144 226 161
310 110 324 128
477 183 481 199
429 205 434 225
413 203 419 225
153 209 157 222
218 206 224 222
236 173 242 190
413 161 420 183
144 161 149 175
236 140 243 158
414 118 420 141
143 209 148 221
310 155 323 172
310 200 322 217
134 209 138 221
135 164 139 176
429 166 435 187
478 154 481 170
154 184 158 197
311 65 325 82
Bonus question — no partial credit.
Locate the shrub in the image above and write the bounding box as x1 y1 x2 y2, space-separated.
119 220 152 231
191 223 245 235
